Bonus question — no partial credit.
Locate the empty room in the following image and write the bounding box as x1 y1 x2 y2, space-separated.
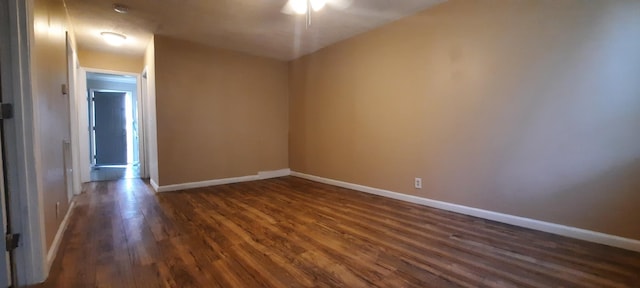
0 0 639 287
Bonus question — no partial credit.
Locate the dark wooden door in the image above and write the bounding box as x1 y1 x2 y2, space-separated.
93 91 127 165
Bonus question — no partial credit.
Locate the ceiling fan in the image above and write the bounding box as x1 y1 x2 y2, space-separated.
281 0 353 28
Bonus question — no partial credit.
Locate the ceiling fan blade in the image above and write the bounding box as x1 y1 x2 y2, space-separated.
327 0 353 10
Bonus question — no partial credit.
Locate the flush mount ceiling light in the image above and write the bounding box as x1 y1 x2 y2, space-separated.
291 0 326 14
112 3 129 14
281 0 352 29
100 32 127 46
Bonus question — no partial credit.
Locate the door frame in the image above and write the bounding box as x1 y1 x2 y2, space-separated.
79 68 146 181
0 135 10 286
141 67 150 180
0 0 48 284
66 33 81 198
88 89 132 167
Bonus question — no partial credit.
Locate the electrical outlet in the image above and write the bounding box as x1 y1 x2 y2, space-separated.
414 178 422 189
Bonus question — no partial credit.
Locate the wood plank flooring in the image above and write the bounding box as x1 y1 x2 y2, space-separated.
39 176 640 287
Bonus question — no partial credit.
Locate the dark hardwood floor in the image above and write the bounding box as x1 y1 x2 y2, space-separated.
90 164 141 182
40 176 640 287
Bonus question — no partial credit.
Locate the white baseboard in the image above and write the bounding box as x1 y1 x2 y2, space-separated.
46 201 76 269
155 168 291 193
290 171 640 252
258 168 291 180
150 178 159 192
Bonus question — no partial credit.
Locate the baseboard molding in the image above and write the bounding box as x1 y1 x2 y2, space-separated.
46 201 76 269
156 168 291 193
150 178 159 192
290 171 640 252
258 168 291 180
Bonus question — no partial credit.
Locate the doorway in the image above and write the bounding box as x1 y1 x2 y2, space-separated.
87 72 140 181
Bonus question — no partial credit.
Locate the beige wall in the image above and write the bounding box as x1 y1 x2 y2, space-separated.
289 0 640 239
154 36 289 185
78 49 144 73
31 0 73 250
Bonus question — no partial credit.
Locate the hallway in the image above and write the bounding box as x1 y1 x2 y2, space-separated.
90 164 141 182
40 177 640 287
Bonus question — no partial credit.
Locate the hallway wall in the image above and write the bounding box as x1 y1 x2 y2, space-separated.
288 0 640 239
30 0 74 250
78 49 144 74
153 36 289 186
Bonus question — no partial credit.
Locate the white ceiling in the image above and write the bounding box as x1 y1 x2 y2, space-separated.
65 0 445 60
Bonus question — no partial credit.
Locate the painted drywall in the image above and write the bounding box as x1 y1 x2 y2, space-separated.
289 0 640 240
154 35 289 186
30 0 73 250
144 38 159 185
77 49 144 74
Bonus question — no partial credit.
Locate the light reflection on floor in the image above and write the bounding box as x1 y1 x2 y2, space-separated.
90 164 140 182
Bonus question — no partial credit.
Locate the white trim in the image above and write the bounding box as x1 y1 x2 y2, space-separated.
136 70 146 179
290 171 640 252
46 201 75 269
76 67 90 183
155 169 291 193
258 168 291 179
150 178 159 192
66 34 82 197
157 175 259 193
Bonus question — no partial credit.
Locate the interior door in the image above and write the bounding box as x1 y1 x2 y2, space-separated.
93 91 127 165
0 114 11 287
0 59 13 287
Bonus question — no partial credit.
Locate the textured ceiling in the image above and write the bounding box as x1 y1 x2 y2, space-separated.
65 0 445 60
